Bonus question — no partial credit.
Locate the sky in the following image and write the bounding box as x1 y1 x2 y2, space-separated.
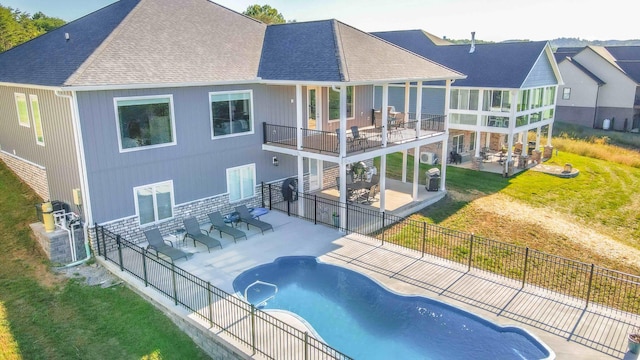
2 0 637 42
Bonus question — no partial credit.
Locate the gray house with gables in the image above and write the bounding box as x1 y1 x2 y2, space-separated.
0 0 464 243
372 30 561 172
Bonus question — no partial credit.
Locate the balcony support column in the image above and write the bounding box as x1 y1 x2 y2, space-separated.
381 84 389 147
415 81 423 138
296 84 303 150
412 146 419 200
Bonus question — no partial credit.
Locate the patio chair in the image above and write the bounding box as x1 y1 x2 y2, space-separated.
359 183 379 204
208 211 247 243
143 228 190 263
183 216 222 252
350 126 368 149
235 205 274 234
335 128 353 151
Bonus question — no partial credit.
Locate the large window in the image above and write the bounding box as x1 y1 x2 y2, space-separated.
531 88 544 109
226 164 256 202
15 93 30 127
482 90 510 112
450 89 479 110
115 95 175 151
517 90 530 111
210 90 253 138
29 95 44 146
543 86 556 106
134 181 174 226
329 86 354 121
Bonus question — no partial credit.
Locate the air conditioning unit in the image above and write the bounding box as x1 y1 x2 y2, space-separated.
420 151 438 165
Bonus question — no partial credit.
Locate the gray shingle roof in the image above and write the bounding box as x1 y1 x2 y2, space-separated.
0 1 464 87
259 20 464 83
68 0 266 86
373 30 552 88
0 0 139 86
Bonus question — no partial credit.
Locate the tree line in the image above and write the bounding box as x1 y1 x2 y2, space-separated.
0 4 65 52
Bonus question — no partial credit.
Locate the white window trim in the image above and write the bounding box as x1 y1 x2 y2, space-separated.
133 180 175 226
29 95 44 146
114 94 177 153
328 86 355 123
15 93 30 127
209 89 255 140
226 163 256 203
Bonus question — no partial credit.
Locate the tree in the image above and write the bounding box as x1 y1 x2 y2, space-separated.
0 5 65 53
242 4 285 24
32 11 65 32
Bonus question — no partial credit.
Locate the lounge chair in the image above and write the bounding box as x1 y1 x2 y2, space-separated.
183 216 222 252
143 228 190 263
208 211 247 243
235 205 274 234
350 126 368 149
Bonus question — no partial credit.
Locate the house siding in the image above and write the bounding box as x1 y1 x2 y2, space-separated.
77 84 299 224
522 54 558 88
374 85 446 116
555 106 596 128
0 85 81 208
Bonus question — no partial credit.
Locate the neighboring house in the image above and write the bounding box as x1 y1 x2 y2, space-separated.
0 0 464 243
554 46 640 131
372 30 562 171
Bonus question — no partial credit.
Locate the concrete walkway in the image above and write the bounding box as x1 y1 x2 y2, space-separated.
125 211 639 359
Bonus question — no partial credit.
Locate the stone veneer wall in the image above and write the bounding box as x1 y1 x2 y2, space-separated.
0 151 49 200
29 222 87 264
90 184 274 253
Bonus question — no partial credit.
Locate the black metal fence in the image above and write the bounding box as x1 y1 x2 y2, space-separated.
262 182 640 315
94 225 352 360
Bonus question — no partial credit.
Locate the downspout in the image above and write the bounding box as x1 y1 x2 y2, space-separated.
55 89 92 267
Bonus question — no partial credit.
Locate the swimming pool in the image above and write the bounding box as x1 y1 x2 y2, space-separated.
233 256 555 360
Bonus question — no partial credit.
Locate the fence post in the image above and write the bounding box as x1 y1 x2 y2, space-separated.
314 195 317 225
171 262 178 306
345 202 349 232
251 305 256 355
261 181 265 208
116 235 124 271
585 264 595 308
268 183 273 210
522 247 529 289
142 249 148 287
381 212 385 245
468 233 474 272
287 200 290 217
304 331 309 360
207 282 214 328
421 222 427 257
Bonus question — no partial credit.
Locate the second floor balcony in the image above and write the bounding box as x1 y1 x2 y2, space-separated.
262 114 446 157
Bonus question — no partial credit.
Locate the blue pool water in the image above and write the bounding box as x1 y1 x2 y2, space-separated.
233 256 554 360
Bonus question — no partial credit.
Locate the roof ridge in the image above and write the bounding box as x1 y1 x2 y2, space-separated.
332 20 348 82
65 0 143 86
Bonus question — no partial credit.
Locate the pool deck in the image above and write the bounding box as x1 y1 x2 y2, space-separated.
103 211 640 360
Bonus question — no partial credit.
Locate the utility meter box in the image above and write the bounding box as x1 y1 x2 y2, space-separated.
73 188 83 206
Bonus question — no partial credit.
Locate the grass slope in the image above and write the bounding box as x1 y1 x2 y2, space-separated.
0 163 211 360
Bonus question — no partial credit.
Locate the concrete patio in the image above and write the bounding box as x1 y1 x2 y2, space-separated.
102 210 640 360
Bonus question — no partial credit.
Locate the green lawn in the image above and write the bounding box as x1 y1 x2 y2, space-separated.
0 163 211 360
376 138 640 274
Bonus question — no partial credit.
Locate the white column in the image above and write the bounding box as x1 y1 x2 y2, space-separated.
402 150 407 182
338 160 347 232
382 84 389 147
379 155 387 212
296 85 303 150
415 81 423 138
297 156 304 215
474 131 481 157
412 146 419 200
547 122 553 146
439 79 452 192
